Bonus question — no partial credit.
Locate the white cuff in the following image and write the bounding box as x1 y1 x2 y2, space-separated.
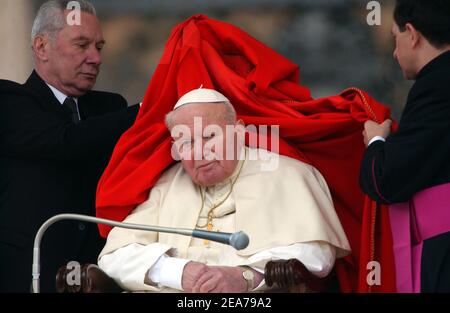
249 267 266 291
368 136 386 146
146 254 167 286
150 256 190 291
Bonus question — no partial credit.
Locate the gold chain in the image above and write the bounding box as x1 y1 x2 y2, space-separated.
195 149 246 230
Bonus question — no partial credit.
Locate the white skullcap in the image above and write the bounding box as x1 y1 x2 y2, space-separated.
173 87 230 110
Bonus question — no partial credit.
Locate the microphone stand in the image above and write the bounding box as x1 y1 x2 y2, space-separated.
32 213 249 293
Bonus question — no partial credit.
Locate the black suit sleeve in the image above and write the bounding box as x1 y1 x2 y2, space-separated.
0 93 139 162
84 91 128 115
359 78 450 204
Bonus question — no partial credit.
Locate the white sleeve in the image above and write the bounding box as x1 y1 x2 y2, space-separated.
98 242 175 291
148 255 191 291
368 135 386 146
243 241 336 291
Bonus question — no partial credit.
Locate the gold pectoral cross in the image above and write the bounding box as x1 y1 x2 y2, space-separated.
203 221 214 246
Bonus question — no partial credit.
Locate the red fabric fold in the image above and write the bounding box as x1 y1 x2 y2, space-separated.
96 14 396 292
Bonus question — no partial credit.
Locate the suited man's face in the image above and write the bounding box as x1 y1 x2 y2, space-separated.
34 11 104 97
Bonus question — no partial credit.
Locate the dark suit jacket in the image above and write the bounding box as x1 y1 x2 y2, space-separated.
0 71 139 292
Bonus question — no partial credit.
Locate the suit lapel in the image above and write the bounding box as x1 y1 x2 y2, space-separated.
23 71 70 121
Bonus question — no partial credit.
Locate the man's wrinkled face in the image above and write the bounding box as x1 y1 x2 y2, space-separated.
392 22 416 80
169 103 243 187
46 11 104 96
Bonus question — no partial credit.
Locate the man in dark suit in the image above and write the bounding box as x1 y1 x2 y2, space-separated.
0 0 139 292
360 0 450 292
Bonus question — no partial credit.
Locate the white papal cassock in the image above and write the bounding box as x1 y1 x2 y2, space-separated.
98 147 351 292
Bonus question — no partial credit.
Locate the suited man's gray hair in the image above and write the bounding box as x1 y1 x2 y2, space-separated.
31 0 96 43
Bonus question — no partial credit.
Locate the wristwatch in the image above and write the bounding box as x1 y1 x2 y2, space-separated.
241 266 255 291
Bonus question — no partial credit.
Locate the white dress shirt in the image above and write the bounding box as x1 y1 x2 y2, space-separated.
46 83 81 121
368 135 386 146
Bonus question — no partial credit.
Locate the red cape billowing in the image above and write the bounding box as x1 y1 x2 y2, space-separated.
96 15 396 292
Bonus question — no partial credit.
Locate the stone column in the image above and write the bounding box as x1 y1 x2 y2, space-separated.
0 0 33 83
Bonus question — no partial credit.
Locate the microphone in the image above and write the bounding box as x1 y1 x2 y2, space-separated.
32 213 249 293
192 229 249 250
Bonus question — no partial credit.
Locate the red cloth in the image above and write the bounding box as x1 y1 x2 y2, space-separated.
96 15 396 292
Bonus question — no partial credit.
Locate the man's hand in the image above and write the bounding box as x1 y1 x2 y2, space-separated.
191 266 246 293
181 261 209 292
192 266 264 293
363 119 392 146
182 263 264 293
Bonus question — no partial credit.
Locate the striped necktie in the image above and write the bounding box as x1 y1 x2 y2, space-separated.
63 97 81 124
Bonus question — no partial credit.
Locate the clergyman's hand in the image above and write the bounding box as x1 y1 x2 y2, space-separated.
191 266 246 293
181 261 209 292
363 119 392 146
192 266 263 293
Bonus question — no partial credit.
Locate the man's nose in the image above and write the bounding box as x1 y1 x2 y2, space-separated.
86 46 102 66
202 146 215 160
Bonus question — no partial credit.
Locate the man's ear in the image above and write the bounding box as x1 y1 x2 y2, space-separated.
33 35 50 62
405 23 421 49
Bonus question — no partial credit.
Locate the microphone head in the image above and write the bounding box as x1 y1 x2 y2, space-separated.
229 231 249 250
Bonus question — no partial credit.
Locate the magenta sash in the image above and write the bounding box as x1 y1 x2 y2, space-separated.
389 182 450 293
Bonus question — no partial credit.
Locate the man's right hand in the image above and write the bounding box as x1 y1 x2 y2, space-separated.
181 261 209 292
363 119 392 146
181 263 260 293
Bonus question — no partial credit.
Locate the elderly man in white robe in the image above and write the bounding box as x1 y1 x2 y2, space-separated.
98 88 351 293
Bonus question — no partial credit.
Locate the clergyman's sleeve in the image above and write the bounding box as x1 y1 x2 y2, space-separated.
98 243 174 291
